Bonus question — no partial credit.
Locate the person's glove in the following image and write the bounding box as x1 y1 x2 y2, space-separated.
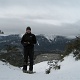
27 42 30 44
23 42 30 46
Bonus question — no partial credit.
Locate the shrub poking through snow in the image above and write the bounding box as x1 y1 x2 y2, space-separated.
45 60 61 74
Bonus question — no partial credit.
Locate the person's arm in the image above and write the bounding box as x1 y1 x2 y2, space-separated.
21 35 27 45
32 35 37 44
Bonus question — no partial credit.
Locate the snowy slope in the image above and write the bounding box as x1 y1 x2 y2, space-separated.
0 34 7 36
0 54 80 80
43 34 76 40
43 34 56 40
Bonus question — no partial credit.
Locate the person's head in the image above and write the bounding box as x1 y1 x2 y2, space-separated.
26 26 31 33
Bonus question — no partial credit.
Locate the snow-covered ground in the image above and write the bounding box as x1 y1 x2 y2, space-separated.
0 54 80 80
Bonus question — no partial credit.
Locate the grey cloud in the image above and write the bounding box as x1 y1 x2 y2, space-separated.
0 0 80 36
0 0 80 7
0 18 80 36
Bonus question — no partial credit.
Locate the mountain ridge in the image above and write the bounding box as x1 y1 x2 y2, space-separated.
0 34 75 52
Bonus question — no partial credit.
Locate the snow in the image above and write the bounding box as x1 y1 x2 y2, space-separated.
44 34 56 41
19 34 24 38
65 36 76 39
44 34 76 40
0 34 8 36
37 41 40 46
0 54 80 80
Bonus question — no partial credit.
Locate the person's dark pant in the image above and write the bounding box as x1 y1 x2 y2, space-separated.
23 47 34 71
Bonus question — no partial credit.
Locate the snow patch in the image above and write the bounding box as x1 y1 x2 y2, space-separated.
37 41 40 46
44 34 56 41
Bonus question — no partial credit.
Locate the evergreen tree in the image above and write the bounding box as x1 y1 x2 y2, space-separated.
65 36 80 60
0 30 4 34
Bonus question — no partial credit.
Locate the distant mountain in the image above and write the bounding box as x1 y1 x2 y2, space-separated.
0 34 76 66
0 34 75 52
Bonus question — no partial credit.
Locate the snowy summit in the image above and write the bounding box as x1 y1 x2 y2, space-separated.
0 54 80 80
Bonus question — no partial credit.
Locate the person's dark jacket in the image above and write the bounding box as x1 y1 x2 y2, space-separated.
21 33 36 48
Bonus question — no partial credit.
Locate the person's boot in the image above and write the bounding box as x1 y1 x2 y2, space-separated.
23 69 27 73
23 64 27 73
28 70 33 74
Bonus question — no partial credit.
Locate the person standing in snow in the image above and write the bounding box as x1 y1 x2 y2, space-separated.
21 27 36 73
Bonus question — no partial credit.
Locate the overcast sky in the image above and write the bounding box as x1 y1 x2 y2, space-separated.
0 0 80 36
